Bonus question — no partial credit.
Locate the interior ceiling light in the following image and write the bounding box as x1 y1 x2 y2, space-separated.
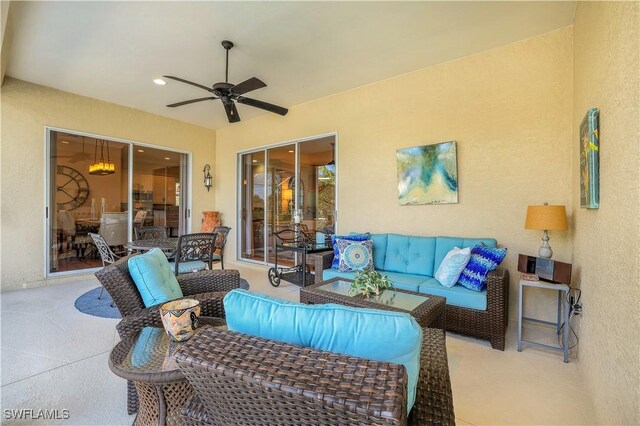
153 78 167 85
61 140 69 144
137 149 144 152
164 157 171 160
89 139 115 175
288 150 294 153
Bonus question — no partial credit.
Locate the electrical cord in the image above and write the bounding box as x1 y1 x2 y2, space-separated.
558 286 581 350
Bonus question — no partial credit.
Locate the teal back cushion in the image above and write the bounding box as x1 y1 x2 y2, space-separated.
434 237 497 271
370 234 388 270
384 234 436 276
128 248 184 307
224 289 423 412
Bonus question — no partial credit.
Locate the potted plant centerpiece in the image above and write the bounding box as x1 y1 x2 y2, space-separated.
349 269 394 297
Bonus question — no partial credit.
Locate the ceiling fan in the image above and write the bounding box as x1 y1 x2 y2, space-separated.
164 40 288 123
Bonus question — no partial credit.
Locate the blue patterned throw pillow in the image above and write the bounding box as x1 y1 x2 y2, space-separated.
336 239 374 272
457 244 507 292
330 232 370 269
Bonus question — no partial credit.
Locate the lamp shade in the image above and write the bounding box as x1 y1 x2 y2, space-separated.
525 205 567 231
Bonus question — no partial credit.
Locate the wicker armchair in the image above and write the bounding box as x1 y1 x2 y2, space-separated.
175 327 455 426
314 251 509 350
95 255 241 414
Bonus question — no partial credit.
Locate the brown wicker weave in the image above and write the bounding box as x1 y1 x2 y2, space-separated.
109 317 226 426
300 278 446 329
176 327 454 426
96 255 241 414
314 251 510 350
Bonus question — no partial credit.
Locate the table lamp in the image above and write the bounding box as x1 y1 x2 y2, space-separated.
525 203 567 259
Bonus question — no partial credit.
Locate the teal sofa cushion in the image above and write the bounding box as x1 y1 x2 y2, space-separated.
383 271 431 292
419 278 488 311
434 237 497 272
384 234 436 276
370 234 388 270
322 268 356 281
128 248 184 307
223 289 423 412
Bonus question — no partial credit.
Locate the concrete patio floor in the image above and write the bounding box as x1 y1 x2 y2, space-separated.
1 262 595 425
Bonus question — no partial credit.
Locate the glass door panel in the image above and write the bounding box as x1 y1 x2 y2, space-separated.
298 137 335 246
265 144 296 265
48 131 129 274
240 151 265 261
238 135 337 266
132 147 186 238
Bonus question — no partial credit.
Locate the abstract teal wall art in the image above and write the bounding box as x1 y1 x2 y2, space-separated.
396 141 458 205
579 108 599 209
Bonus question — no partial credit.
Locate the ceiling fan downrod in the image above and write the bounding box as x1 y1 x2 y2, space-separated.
222 40 234 83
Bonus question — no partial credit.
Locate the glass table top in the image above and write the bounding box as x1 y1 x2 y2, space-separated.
317 280 430 311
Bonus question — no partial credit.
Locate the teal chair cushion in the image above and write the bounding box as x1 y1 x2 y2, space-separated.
128 248 184 307
223 289 423 412
169 260 208 275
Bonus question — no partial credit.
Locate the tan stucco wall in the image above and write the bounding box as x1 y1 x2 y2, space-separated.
0 78 216 290
216 28 574 321
572 2 640 424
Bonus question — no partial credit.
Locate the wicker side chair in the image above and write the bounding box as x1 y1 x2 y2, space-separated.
95 255 241 414
176 327 455 426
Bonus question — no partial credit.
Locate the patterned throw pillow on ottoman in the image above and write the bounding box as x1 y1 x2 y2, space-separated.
458 244 507 291
336 238 374 272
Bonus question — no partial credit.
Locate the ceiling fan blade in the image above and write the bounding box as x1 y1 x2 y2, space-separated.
222 100 241 123
163 75 213 92
230 77 266 96
236 97 288 116
167 97 218 108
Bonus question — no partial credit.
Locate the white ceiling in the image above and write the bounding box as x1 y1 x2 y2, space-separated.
7 1 576 130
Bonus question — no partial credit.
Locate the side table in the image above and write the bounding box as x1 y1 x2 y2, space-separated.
517 279 570 362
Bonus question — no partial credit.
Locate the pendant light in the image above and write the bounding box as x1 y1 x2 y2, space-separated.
89 139 116 175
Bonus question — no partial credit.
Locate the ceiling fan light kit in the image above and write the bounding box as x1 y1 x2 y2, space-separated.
164 40 288 123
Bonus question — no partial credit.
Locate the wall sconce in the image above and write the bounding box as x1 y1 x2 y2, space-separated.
203 164 213 191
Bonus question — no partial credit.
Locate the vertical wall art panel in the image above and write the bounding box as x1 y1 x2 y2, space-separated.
397 141 458 205
579 108 599 209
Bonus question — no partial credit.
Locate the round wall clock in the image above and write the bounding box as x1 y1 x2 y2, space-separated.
56 165 90 210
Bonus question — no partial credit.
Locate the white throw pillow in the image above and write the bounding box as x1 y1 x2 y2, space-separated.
435 247 472 288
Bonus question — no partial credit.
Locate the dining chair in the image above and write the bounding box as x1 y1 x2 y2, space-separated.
170 233 216 275
134 226 167 241
213 226 231 269
89 232 119 304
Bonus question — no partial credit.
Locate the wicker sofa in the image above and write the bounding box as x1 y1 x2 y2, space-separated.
315 234 510 350
175 326 455 425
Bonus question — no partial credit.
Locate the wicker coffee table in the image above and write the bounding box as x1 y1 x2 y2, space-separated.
300 277 446 328
109 317 225 426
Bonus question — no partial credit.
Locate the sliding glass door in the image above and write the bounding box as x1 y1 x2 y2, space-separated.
47 129 189 276
239 134 336 265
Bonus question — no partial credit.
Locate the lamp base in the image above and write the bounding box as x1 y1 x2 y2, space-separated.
538 230 553 259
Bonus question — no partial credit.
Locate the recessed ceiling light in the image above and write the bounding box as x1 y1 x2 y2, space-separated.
153 78 167 86
288 150 294 153
61 141 69 144
137 149 144 153
252 159 257 163
164 157 171 160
